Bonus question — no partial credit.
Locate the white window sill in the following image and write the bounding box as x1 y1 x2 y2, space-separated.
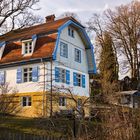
23 53 33 57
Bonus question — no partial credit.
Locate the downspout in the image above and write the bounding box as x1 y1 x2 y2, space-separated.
50 58 53 118
41 58 46 117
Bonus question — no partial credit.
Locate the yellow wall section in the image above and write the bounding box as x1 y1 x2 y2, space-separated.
9 92 89 118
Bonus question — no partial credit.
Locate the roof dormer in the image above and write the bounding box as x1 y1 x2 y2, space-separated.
21 34 37 56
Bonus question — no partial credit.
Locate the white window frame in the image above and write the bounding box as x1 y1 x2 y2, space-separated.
75 48 81 63
60 42 68 58
59 97 66 106
68 28 71 36
68 27 74 38
22 39 33 55
71 29 74 38
22 96 32 107
23 67 32 83
59 68 66 83
76 73 82 87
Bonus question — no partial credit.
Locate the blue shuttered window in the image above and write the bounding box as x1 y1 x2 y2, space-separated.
32 66 39 82
17 66 39 83
17 68 22 83
55 67 70 84
0 71 5 85
82 75 85 88
66 70 70 85
55 67 60 82
73 72 86 88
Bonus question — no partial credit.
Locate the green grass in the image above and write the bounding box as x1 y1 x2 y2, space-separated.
0 115 104 138
0 116 73 137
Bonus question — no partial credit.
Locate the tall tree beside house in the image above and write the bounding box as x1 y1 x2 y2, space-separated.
105 0 140 79
99 31 118 83
87 14 118 83
88 1 140 80
0 0 43 35
87 14 118 104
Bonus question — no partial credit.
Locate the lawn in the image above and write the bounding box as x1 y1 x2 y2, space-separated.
0 115 74 137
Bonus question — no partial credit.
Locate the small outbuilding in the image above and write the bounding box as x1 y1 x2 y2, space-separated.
117 90 140 108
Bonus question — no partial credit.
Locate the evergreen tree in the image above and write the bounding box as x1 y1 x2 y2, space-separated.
99 31 118 83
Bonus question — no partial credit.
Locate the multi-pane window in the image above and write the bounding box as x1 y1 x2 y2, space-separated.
68 27 74 38
60 42 68 58
59 68 66 83
59 97 66 106
22 96 32 107
17 66 38 84
73 72 85 88
75 48 81 63
23 68 32 82
55 67 70 84
76 73 82 87
24 41 32 54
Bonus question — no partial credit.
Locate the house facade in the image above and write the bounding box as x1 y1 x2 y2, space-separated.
0 15 96 117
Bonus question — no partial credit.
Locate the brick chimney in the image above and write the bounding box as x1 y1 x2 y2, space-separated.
45 14 55 22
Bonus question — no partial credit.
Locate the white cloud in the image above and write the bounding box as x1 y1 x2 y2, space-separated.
36 0 132 22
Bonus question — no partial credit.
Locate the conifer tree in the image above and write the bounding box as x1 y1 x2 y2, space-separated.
99 31 118 83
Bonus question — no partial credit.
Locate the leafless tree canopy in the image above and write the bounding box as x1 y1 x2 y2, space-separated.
0 0 43 34
59 12 81 23
105 1 140 79
87 1 140 79
0 83 19 115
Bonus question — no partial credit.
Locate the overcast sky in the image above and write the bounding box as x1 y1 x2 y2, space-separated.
36 0 133 22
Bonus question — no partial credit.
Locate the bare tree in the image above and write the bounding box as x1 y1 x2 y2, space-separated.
87 14 119 82
0 0 43 35
105 1 140 79
59 12 81 23
0 83 19 115
87 11 137 140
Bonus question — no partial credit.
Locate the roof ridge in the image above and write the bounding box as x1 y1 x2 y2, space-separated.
0 17 70 38
0 16 84 42
0 17 70 42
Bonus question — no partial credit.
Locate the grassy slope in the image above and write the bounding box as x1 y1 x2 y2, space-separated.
0 116 74 137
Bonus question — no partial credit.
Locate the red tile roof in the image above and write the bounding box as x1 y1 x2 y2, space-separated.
0 17 82 42
0 17 63 64
0 33 57 64
0 19 65 42
0 16 84 65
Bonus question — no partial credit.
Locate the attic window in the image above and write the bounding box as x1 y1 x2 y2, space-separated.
22 40 33 55
68 27 74 38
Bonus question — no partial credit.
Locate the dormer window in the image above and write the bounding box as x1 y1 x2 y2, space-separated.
68 27 74 38
22 40 33 55
71 30 74 38
24 41 32 54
